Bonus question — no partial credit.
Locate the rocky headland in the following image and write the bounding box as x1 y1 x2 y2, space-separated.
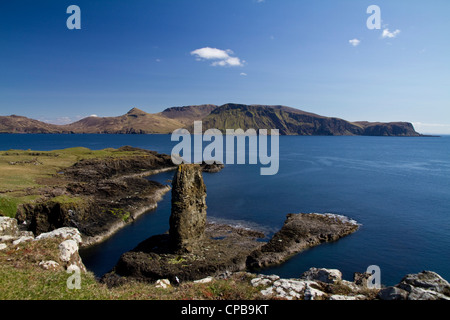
9 146 223 247
247 213 359 269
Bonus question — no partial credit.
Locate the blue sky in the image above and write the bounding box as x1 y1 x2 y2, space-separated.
0 0 449 134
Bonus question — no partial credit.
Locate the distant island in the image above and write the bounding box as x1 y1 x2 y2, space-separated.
0 103 422 136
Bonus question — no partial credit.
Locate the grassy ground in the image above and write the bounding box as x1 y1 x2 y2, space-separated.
0 147 151 217
0 238 264 300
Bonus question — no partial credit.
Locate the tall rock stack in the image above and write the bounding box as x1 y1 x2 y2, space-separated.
169 164 207 253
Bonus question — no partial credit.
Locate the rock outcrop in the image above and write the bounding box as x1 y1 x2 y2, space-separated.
300 267 343 284
0 216 34 245
0 216 21 237
0 217 86 272
252 268 377 300
246 213 360 269
378 271 450 300
169 164 207 252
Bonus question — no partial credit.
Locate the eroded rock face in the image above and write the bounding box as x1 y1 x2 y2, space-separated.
300 267 342 284
35 227 82 245
169 164 207 252
0 216 20 237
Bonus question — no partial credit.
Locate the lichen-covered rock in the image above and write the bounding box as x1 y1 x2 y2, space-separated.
377 286 409 300
300 268 342 284
0 216 20 237
0 217 35 246
378 271 450 300
59 240 78 262
304 283 327 300
35 227 82 245
400 271 450 295
155 279 171 289
256 276 325 300
169 164 207 252
58 239 86 272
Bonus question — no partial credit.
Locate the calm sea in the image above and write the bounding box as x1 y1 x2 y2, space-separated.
1 134 449 286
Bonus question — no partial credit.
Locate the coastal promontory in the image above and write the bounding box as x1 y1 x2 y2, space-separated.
0 146 222 247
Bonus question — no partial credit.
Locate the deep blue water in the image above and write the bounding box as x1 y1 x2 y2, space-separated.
1 134 449 286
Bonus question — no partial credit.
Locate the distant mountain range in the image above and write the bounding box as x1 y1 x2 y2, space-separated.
0 103 422 136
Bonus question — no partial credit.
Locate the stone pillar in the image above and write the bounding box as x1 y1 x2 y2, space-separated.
169 164 207 252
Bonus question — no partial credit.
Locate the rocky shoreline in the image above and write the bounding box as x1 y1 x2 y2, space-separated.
80 186 171 247
13 147 223 247
103 164 361 287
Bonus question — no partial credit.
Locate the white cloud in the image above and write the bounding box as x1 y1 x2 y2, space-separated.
89 114 98 117
349 39 361 47
382 28 401 39
191 47 245 67
240 72 248 76
191 47 231 60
